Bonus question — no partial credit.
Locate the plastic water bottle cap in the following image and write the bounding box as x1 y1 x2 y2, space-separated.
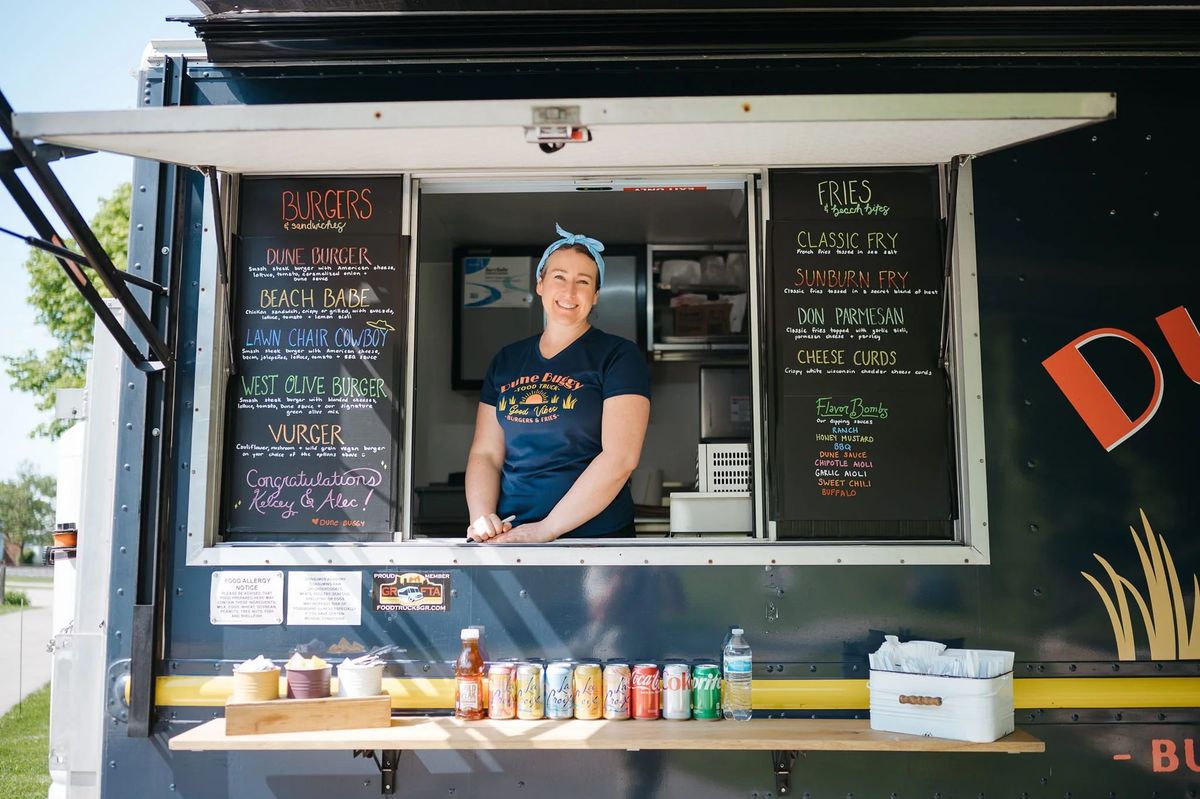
731 628 744 635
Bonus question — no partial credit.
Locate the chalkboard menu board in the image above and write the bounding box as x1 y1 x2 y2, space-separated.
222 177 406 538
767 168 955 528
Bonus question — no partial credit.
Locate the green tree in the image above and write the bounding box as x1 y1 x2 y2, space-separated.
5 182 131 438
0 463 56 559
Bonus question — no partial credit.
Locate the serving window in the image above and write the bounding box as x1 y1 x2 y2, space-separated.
181 162 991 566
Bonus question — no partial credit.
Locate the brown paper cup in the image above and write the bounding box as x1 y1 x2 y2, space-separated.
286 666 332 699
231 667 281 702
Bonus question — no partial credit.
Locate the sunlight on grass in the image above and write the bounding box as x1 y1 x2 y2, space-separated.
1082 509 1199 661
0 682 51 799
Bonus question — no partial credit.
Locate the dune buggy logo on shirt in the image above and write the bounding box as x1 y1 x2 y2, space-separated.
497 372 584 424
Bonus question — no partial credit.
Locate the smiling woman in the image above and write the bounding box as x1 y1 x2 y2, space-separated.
464 223 652 544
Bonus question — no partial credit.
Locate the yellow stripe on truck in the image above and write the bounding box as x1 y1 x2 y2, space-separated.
149 676 1200 710
153 676 456 708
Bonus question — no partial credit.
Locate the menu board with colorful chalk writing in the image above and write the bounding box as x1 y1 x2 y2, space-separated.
767 168 955 530
222 177 405 537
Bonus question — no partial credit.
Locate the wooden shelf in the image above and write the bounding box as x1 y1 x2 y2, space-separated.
170 716 1044 754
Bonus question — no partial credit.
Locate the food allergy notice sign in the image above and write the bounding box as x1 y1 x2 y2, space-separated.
222 177 406 538
767 168 955 524
211 570 284 625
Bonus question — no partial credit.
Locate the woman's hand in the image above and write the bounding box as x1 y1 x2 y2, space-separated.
466 513 513 542
483 521 559 544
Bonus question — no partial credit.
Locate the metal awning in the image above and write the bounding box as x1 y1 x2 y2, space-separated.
13 93 1115 176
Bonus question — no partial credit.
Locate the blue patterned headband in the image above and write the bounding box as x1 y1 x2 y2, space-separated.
536 223 605 288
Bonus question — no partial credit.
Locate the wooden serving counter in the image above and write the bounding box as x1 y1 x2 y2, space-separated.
170 717 1043 796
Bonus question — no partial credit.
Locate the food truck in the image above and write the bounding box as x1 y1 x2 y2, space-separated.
3 2 1199 797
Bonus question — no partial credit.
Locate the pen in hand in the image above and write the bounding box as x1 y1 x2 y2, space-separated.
467 515 516 543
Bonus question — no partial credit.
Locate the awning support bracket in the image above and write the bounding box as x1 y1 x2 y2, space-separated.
0 87 171 373
201 166 238 375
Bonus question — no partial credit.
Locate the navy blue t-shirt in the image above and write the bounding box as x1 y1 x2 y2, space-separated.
480 327 651 537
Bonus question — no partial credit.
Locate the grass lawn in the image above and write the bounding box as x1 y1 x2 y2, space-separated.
0 683 51 799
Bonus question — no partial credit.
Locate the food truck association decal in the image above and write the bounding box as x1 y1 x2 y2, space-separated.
374 572 450 612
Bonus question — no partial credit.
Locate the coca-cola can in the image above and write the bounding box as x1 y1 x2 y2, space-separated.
488 664 516 720
516 663 544 720
662 663 691 720
631 663 660 720
545 661 574 719
574 662 602 719
603 663 630 720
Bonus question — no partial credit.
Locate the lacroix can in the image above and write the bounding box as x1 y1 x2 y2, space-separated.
603 663 630 720
488 664 516 720
573 662 602 719
631 664 660 720
662 663 692 720
545 661 574 719
516 663 544 720
692 664 722 721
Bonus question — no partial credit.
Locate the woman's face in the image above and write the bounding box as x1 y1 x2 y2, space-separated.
536 247 599 327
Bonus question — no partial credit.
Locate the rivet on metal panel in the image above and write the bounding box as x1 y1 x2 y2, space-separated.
123 464 131 471
116 588 123 596
519 590 528 598
115 630 122 639
138 186 146 193
128 383 135 390
152 428 160 437
136 224 144 231
119 546 127 554
161 246 169 255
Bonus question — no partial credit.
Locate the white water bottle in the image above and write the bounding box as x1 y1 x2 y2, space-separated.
722 627 753 721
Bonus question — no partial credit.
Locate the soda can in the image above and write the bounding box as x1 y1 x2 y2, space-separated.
516 663 545 720
602 663 631 720
662 663 692 720
573 662 602 720
488 664 516 720
545 661 574 719
692 664 722 721
631 664 660 720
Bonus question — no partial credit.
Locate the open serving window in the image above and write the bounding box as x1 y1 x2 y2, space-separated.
14 92 1114 566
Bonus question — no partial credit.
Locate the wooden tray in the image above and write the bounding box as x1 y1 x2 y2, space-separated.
225 694 391 736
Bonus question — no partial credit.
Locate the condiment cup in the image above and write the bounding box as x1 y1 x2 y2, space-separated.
286 665 332 699
231 666 281 702
337 661 385 697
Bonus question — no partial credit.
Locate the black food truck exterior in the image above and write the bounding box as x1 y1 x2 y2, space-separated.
9 3 1200 797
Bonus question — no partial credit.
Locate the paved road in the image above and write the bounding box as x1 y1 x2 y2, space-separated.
0 584 55 717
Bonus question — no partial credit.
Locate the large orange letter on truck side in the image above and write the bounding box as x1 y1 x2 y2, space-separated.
1156 306 1200 383
1042 329 1164 452
1154 739 1180 772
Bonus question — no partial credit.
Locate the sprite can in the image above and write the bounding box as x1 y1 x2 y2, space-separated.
692 664 721 721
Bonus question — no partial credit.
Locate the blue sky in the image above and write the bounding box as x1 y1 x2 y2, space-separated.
0 1 197 480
